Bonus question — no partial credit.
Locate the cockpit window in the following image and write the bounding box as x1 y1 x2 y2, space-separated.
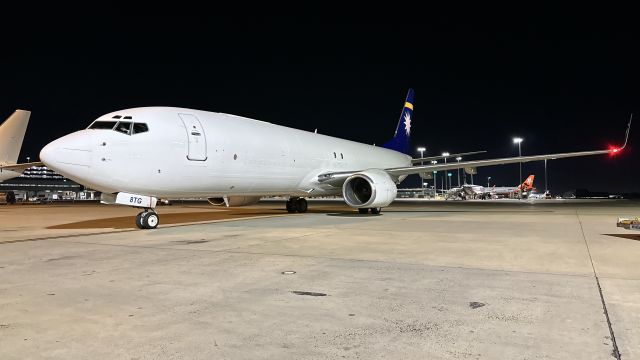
112 115 122 119
114 122 132 135
88 121 117 130
88 120 147 134
132 123 149 134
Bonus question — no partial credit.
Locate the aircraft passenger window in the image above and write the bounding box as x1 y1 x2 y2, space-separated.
132 123 149 134
88 121 117 129
114 121 132 135
340 153 343 159
333 152 336 158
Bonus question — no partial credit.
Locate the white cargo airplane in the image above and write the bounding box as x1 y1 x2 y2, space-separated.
39 90 631 229
0 109 41 182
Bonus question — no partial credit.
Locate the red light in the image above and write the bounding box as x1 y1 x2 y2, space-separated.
608 145 622 156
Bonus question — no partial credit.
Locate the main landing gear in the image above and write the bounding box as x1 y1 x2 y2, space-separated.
135 209 159 229
286 197 308 213
358 207 382 214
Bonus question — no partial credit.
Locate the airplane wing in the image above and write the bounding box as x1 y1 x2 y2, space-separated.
318 149 615 186
411 150 487 164
386 149 611 177
0 162 43 173
318 117 631 186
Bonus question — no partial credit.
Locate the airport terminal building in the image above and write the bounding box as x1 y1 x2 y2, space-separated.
0 166 98 202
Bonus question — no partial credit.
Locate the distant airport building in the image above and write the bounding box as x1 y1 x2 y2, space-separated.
397 187 437 198
0 166 98 202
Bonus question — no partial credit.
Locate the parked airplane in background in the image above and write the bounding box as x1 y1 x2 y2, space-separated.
39 89 631 229
0 109 41 182
447 175 535 200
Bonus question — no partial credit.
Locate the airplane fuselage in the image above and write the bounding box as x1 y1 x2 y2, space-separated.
41 107 411 198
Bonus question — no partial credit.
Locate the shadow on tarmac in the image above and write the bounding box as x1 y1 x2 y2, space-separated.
603 233 640 241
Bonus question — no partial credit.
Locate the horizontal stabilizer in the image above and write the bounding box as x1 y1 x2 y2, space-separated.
411 151 487 164
0 162 43 173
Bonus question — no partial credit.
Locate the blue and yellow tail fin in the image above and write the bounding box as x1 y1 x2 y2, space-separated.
382 88 413 154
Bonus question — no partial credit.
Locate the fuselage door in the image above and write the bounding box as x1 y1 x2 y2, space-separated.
179 113 207 161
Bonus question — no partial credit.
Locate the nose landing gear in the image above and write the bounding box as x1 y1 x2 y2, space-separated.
136 209 159 229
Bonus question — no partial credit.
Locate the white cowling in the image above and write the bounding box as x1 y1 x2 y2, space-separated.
342 169 397 208
207 196 261 207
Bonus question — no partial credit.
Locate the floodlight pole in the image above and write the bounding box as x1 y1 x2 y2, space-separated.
417 147 426 195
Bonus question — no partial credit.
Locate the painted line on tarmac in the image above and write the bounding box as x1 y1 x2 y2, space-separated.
577 212 621 360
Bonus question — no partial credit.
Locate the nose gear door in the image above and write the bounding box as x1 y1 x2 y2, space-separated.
179 113 207 161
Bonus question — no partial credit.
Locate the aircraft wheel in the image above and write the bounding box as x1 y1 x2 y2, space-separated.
358 208 369 214
295 198 308 213
370 207 381 214
135 212 144 229
286 199 297 213
141 211 159 229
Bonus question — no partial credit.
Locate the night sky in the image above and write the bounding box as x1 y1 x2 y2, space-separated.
1 14 637 193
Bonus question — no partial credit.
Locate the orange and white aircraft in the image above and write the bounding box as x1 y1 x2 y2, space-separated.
448 175 535 200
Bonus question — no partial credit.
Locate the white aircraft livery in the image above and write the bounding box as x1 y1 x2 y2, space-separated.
39 90 630 229
0 109 37 182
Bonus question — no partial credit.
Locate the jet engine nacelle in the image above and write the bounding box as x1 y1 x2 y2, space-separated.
207 196 261 207
342 169 397 209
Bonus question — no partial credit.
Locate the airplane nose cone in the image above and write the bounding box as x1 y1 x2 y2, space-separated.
40 131 93 175
39 142 58 167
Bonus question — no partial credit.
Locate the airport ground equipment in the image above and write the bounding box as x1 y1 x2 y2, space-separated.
617 217 640 230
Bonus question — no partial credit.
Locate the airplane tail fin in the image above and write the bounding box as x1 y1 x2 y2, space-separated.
518 175 535 190
382 88 413 154
0 110 30 164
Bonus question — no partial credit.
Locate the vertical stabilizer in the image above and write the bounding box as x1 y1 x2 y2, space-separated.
0 110 31 164
382 89 413 154
518 175 535 190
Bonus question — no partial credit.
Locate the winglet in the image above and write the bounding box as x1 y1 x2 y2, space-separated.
621 113 632 150
611 114 632 154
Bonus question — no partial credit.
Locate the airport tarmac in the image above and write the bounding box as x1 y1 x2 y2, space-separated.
1 199 639 359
